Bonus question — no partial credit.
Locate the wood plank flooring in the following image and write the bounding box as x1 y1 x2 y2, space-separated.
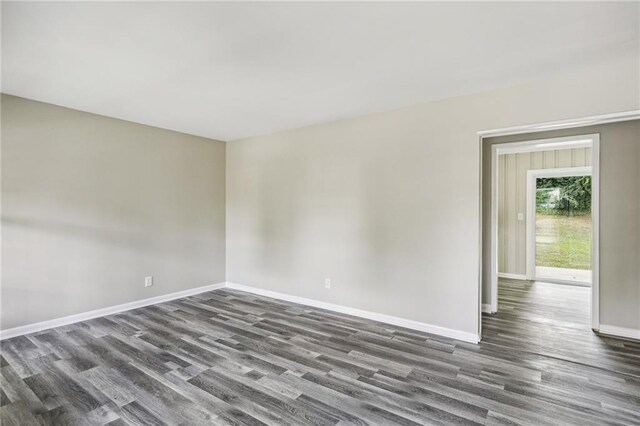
484 279 640 378
2 282 639 425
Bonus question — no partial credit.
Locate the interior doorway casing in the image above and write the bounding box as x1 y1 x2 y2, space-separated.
478 111 640 342
488 134 600 331
525 166 593 284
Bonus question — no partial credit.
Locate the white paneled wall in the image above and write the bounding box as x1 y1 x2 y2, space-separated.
497 148 591 276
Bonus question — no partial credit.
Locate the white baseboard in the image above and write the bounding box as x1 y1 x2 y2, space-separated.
598 324 640 341
226 282 479 343
482 303 493 314
1 281 480 344
497 273 528 280
0 282 226 340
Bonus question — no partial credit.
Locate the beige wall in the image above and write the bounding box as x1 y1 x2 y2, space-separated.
1 95 226 330
498 147 592 276
2 54 638 337
484 120 640 330
227 54 639 338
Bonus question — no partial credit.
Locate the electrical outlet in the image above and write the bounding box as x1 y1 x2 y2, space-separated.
325 278 331 289
145 276 153 287
517 213 524 221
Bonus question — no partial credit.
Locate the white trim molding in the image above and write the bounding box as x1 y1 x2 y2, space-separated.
598 325 640 341
495 136 593 155
497 273 528 281
226 282 480 344
478 110 640 137
0 282 226 340
591 137 601 331
1 281 481 344
481 304 494 314
490 145 498 314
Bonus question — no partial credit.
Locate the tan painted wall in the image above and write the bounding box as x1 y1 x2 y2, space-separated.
1 95 227 330
228 54 639 338
484 120 640 330
497 147 592 276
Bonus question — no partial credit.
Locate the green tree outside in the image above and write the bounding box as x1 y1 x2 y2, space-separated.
536 176 591 216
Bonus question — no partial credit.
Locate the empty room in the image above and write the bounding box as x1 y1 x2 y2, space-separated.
1 2 639 425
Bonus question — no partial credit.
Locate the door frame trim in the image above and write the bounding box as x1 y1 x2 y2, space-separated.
489 133 600 312
476 111 640 339
489 135 599 329
478 110 640 138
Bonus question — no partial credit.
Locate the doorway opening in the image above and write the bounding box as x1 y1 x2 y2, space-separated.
527 167 592 286
488 134 600 330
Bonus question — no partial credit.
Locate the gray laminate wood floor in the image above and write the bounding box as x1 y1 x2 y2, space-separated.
2 281 639 425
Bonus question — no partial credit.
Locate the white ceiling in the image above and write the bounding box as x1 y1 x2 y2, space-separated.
2 2 638 141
